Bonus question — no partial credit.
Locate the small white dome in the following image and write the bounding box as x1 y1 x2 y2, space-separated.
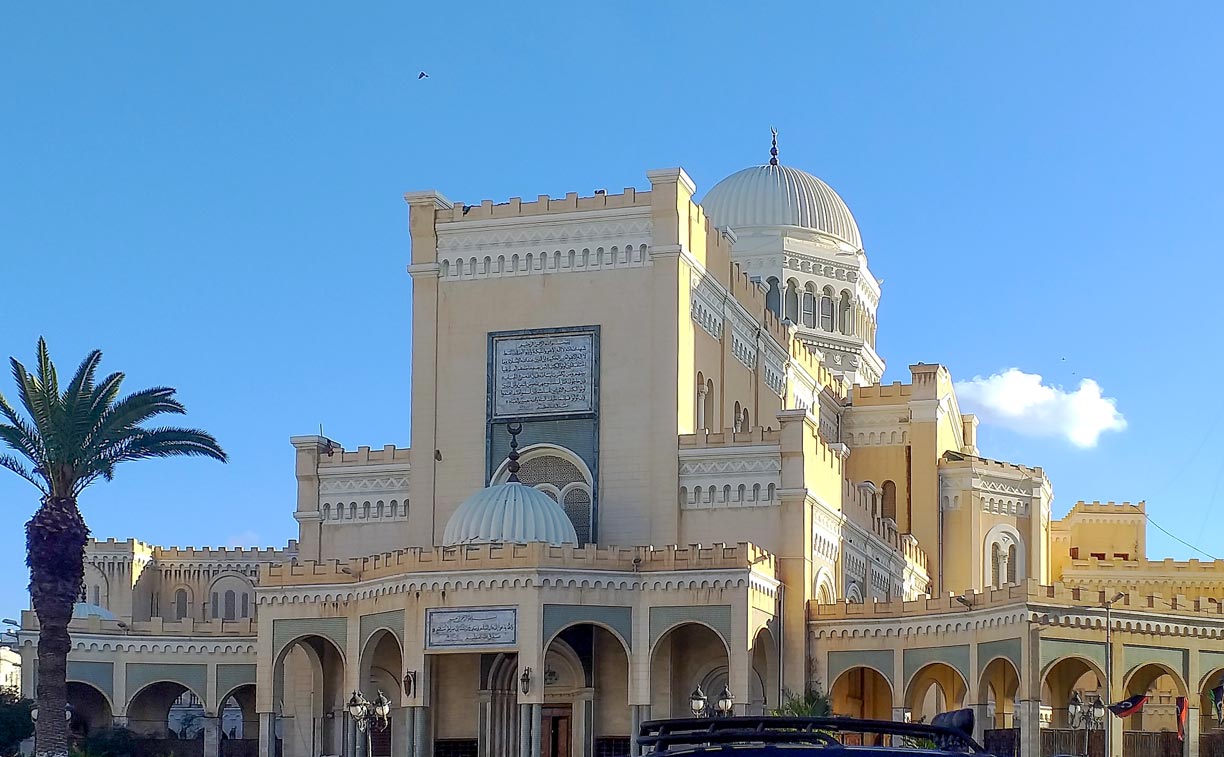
701 163 862 249
443 482 579 547
72 602 115 620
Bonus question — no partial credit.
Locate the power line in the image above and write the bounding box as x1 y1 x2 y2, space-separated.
1127 503 1221 561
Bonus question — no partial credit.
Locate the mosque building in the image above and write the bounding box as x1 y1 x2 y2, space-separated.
17 140 1224 757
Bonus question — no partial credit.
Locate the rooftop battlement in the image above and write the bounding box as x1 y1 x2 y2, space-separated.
1066 500 1145 515
316 444 411 467
261 541 777 587
941 451 1045 479
852 381 912 403
678 427 782 448
155 542 297 560
86 539 295 561
809 580 1224 622
434 187 653 224
1065 556 1224 573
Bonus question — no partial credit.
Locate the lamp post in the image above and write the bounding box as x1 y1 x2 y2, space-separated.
689 686 707 718
1102 592 1124 757
347 691 391 756
689 685 735 719
1067 692 1106 757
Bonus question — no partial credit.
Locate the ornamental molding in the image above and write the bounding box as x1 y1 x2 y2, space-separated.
18 635 258 655
678 451 782 476
319 474 411 497
258 567 776 605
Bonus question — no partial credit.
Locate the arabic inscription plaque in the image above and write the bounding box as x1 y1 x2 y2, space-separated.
492 331 595 419
426 608 518 649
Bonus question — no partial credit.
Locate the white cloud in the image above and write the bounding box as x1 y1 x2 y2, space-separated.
955 368 1127 448
226 530 261 548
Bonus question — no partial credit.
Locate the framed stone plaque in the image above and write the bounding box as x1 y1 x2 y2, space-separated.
426 607 518 650
489 327 599 420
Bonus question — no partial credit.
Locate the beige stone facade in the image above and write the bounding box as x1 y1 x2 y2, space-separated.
16 157 1218 757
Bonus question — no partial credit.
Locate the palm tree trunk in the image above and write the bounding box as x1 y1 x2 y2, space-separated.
26 496 89 757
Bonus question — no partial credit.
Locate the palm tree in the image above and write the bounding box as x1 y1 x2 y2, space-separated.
0 339 225 757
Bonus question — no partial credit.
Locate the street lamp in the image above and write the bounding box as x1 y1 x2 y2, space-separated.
1067 692 1105 757
347 690 391 756
715 685 735 717
689 686 708 718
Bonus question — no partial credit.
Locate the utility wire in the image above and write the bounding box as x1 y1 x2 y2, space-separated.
1127 503 1221 561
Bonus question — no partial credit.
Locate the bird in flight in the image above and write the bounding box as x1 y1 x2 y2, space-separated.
418 72 429 79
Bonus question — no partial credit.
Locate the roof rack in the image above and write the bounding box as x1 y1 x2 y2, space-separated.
637 715 985 753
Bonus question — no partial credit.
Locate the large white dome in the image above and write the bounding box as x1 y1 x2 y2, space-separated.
443 481 579 547
701 163 862 249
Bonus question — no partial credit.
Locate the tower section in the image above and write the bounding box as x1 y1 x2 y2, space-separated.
701 141 884 385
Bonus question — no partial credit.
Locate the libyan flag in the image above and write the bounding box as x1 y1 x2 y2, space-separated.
1177 697 1188 741
1210 684 1224 725
1107 694 1149 718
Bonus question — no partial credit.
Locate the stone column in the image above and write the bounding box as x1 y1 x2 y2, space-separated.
531 703 543 757
891 706 910 722
1186 705 1201 757
478 690 492 757
257 713 274 757
356 720 368 757
519 703 532 757
971 703 989 746
412 706 429 757
203 715 221 757
346 714 358 757
629 705 650 757
399 707 414 757
1015 699 1041 757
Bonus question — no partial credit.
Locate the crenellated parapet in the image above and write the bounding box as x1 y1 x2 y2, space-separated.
261 541 777 588
810 579 1224 623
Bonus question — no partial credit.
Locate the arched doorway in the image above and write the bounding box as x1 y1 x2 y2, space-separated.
536 623 632 757
750 627 778 715
1199 669 1224 735
978 657 1020 729
273 634 346 757
127 681 205 739
218 683 257 742
359 630 403 757
905 663 967 724
1123 663 1187 733
66 681 112 737
831 667 892 720
1040 657 1104 728
649 623 731 719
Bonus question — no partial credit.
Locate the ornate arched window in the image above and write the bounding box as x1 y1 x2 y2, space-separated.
881 480 897 521
765 277 781 316
801 286 816 328
174 589 189 620
784 279 800 323
819 287 835 331
839 291 853 335
493 444 596 545
984 526 1025 588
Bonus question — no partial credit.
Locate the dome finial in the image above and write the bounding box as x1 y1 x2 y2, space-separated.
769 127 779 166
506 422 523 482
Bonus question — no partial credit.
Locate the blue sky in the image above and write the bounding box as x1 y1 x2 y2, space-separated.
2 3 1223 618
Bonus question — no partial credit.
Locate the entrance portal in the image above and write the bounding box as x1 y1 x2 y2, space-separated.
542 705 572 757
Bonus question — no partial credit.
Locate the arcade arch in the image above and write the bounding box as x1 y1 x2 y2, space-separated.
905 663 967 723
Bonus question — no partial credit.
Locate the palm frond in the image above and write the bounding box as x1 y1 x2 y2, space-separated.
0 453 46 494
63 349 103 449
0 420 47 473
1 340 226 498
90 386 185 445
